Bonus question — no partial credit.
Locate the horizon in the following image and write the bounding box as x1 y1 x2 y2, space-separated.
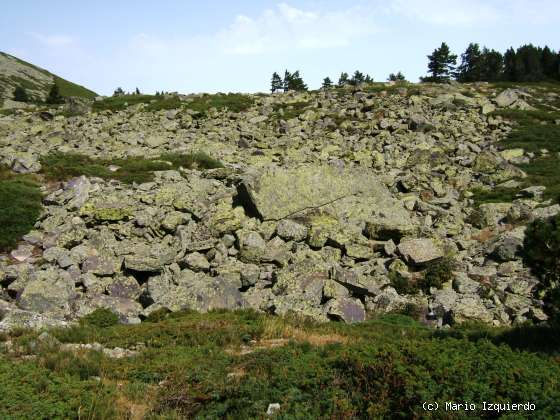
1 1 559 95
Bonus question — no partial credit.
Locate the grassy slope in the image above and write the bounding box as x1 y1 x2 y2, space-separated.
472 84 560 205
92 93 254 114
1 310 559 418
0 153 223 251
0 167 42 252
0 51 97 99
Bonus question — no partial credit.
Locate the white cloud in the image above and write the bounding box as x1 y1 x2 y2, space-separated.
388 0 560 26
218 2 379 55
388 0 501 25
29 33 76 47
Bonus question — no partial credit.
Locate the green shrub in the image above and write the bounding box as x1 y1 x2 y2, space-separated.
0 175 42 251
144 307 172 323
39 152 224 184
419 257 455 293
13 85 29 102
80 308 120 328
0 356 118 419
524 214 560 322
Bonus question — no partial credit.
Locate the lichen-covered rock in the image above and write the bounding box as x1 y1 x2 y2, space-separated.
146 269 245 312
398 238 444 265
323 297 366 323
16 269 75 317
276 219 308 241
124 240 179 272
237 230 267 263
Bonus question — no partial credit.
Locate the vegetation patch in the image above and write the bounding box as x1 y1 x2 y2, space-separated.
1 310 559 418
184 93 254 115
0 167 42 251
472 106 560 204
0 356 119 419
271 100 310 120
40 151 223 184
524 214 560 323
92 92 254 115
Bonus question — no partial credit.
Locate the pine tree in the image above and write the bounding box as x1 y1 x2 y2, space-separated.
283 70 293 92
456 43 482 82
349 70 365 86
541 46 557 79
322 77 333 89
388 72 405 82
289 71 308 91
46 83 64 104
425 42 457 82
515 44 543 82
338 72 349 87
13 85 29 102
479 47 503 82
113 87 125 97
364 74 374 84
135 87 141 95
503 47 517 81
271 72 283 93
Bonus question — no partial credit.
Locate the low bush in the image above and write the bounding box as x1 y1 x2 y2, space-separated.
0 170 42 251
2 310 559 418
80 308 120 328
419 257 455 293
524 214 560 322
40 151 223 184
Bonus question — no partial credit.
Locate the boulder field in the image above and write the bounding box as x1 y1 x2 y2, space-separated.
1 83 556 330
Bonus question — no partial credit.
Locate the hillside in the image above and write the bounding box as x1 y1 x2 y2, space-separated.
1 81 560 417
0 52 97 104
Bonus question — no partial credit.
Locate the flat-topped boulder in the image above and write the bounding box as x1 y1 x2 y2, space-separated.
240 165 416 232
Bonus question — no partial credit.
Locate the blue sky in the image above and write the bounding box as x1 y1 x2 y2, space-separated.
1 0 559 95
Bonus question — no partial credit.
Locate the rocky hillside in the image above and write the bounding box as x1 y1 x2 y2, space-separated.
0 52 97 105
1 82 559 332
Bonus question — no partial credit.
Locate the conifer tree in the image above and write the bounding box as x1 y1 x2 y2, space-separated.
46 83 64 104
349 70 365 86
271 72 283 93
13 85 29 102
425 42 457 82
282 70 292 92
456 43 482 82
541 46 557 79
514 44 543 82
479 47 503 82
135 87 141 95
322 77 333 89
289 71 308 91
338 72 349 86
113 87 125 97
388 72 405 82
364 74 374 84
503 47 517 81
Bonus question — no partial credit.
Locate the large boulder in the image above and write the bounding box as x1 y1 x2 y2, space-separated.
494 89 519 107
240 165 415 237
146 269 245 312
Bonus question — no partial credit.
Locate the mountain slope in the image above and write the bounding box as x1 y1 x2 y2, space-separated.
0 52 97 103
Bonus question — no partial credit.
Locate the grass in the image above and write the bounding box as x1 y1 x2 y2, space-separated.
0 166 42 252
185 93 254 115
0 152 222 251
40 151 223 184
271 100 311 120
1 310 559 418
1 51 98 100
53 76 97 99
472 104 560 204
92 93 254 115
